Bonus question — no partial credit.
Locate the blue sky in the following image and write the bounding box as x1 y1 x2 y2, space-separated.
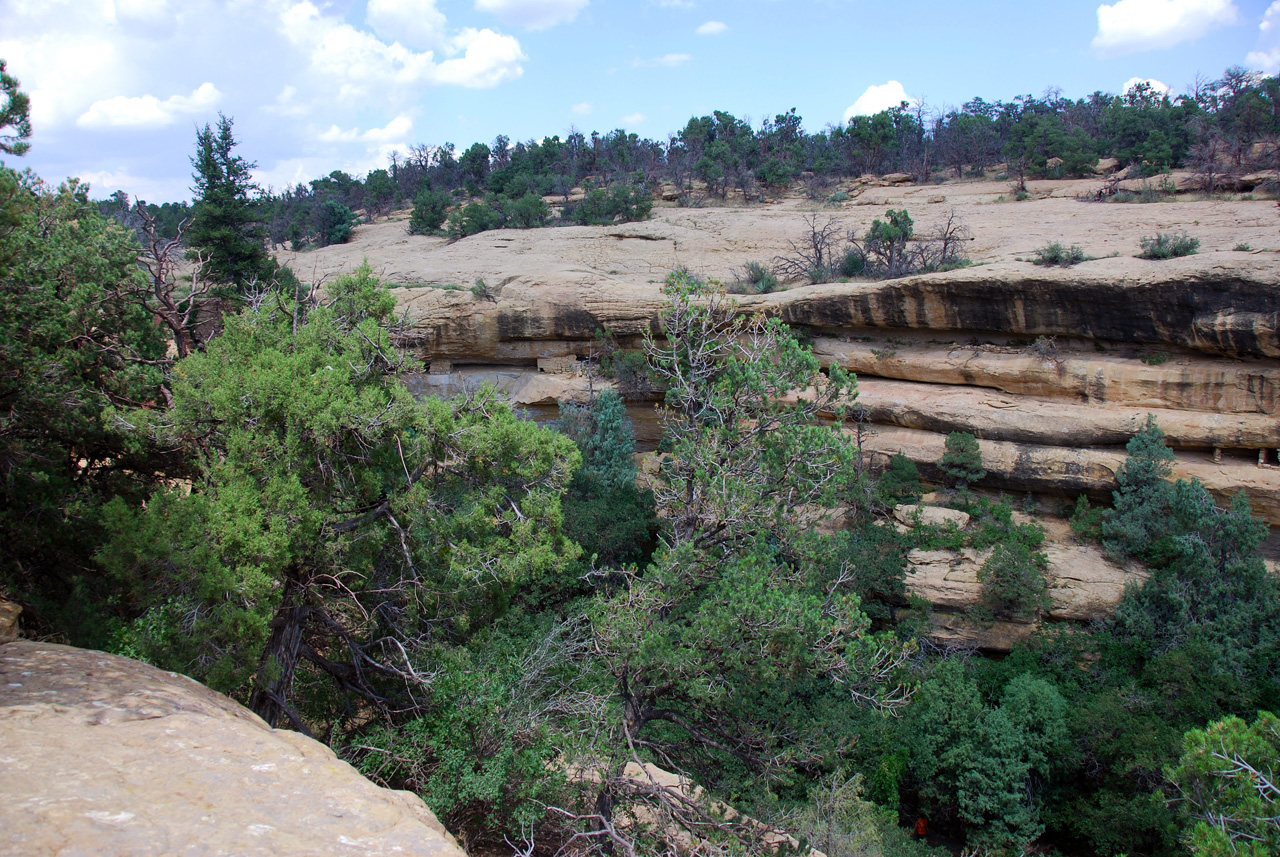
3 0 1278 202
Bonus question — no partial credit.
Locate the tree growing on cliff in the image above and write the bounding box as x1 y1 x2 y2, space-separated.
100 263 583 731
584 271 914 853
938 431 985 491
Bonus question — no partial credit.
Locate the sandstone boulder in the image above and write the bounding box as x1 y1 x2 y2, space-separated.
1093 157 1120 175
0 601 19 642
893 504 971 529
0 641 466 857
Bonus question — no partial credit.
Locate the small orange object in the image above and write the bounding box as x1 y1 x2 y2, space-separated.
914 816 928 837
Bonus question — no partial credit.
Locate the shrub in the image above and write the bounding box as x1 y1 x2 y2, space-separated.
838 246 867 277
1032 242 1086 267
446 200 503 238
408 186 450 235
937 431 986 491
502 192 550 229
977 543 1051 621
727 260 779 294
565 182 652 226
316 199 358 246
1138 232 1199 259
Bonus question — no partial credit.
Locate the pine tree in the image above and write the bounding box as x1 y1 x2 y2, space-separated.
187 114 272 290
0 59 31 157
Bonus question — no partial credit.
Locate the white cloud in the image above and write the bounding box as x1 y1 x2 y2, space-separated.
1092 0 1238 55
281 3 525 95
77 166 190 204
843 81 913 121
474 0 588 30
318 115 414 144
695 21 727 35
1122 76 1171 95
634 53 692 68
1247 2 1280 72
621 112 645 125
77 82 220 129
571 101 593 115
366 0 449 50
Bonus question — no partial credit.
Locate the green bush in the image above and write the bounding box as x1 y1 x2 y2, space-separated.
728 260 779 294
317 199 358 246
1138 232 1199 259
408 186 450 235
502 192 550 229
446 199 504 238
839 246 867 277
937 431 985 491
1032 241 1086 267
976 542 1051 621
566 182 652 226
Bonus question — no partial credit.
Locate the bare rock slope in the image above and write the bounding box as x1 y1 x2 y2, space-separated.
0 640 465 857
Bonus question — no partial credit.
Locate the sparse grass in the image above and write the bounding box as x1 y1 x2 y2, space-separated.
1138 232 1200 260
1234 243 1252 251
1032 242 1087 267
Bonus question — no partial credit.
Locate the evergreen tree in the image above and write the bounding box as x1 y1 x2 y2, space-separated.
0 59 31 157
938 431 986 491
187 114 272 290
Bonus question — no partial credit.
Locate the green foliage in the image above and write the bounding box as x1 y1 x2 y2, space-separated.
586 271 912 847
99 262 581 725
1068 495 1105 541
0 59 32 157
566 182 652 225
354 617 587 844
1138 232 1200 259
1168 711 1280 857
502 191 551 228
187 114 273 290
976 543 1050 622
864 209 914 277
0 170 169 643
909 660 1068 852
446 199 504 238
1101 415 1176 562
728 260 779 294
1032 241 1086 266
937 431 985 490
874 452 922 509
557 390 657 568
316 198 357 246
408 186 450 234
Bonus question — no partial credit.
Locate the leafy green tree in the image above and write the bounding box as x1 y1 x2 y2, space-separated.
1168 711 1280 857
937 431 985 491
446 199 504 238
0 59 31 157
586 272 912 852
362 167 396 218
408 185 450 235
315 198 357 246
502 191 551 229
864 209 914 277
0 171 170 640
874 452 922 510
100 262 582 730
557 389 657 569
977 542 1051 622
187 114 273 290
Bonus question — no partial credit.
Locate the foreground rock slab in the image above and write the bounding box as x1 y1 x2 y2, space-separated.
0 641 465 857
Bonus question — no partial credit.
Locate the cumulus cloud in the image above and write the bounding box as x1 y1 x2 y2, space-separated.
318 115 414 144
474 0 588 30
1092 0 1238 54
77 82 220 128
1122 76 1171 95
634 53 692 68
366 0 449 50
621 112 646 125
695 21 727 35
571 101 593 115
843 81 913 121
281 3 525 96
1246 1 1280 72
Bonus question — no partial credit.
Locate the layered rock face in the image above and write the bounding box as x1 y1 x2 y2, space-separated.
0 639 465 857
282 184 1279 638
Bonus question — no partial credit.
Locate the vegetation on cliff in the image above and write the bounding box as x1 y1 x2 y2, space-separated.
2 63 1278 857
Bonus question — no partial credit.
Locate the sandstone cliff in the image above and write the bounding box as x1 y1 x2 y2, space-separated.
0 639 466 857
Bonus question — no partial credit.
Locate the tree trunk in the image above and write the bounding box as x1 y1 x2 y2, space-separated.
248 570 310 730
